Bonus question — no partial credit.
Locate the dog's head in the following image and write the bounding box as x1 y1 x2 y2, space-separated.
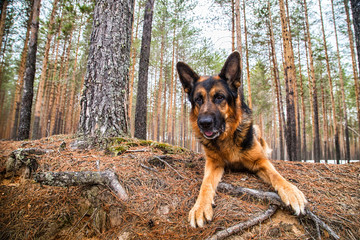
176 51 242 140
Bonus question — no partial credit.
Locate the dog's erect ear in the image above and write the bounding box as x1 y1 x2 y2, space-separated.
219 51 242 91
176 62 199 94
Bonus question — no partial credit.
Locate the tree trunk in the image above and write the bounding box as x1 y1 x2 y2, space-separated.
32 0 59 139
154 22 165 142
9 3 33 139
17 0 41 140
269 1 285 160
331 0 350 162
167 23 177 144
66 15 83 134
129 2 142 137
350 1 360 120
0 0 8 54
78 0 134 139
318 0 340 162
303 0 321 162
134 0 155 140
243 1 252 109
231 0 235 52
49 42 67 136
344 0 360 136
297 39 307 161
41 12 63 138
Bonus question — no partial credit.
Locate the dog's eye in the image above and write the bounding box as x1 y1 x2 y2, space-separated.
195 96 203 105
214 94 225 103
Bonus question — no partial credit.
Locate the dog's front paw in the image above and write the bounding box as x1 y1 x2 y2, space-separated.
188 200 213 228
277 182 307 215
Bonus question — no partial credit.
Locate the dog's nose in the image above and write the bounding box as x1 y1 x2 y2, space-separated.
198 116 213 129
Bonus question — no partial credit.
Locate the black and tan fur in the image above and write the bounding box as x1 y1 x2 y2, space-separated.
177 51 307 228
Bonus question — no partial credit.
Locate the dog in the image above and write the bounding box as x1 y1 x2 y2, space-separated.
176 51 307 228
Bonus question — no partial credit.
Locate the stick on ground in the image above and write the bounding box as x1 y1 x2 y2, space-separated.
34 170 128 200
217 182 340 240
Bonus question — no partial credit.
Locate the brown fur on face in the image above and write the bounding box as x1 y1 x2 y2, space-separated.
177 51 307 228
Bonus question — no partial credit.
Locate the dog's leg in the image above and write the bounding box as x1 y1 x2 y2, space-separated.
254 158 307 215
189 158 224 228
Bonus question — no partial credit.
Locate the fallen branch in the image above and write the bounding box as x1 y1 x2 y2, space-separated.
206 205 278 240
217 182 340 240
34 170 128 201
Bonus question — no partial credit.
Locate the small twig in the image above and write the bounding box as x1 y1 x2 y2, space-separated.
206 205 278 240
140 163 159 173
306 209 340 240
153 156 187 179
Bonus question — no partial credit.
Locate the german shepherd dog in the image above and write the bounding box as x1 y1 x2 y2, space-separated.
177 51 307 228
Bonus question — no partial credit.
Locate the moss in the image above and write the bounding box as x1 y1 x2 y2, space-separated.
153 142 186 154
108 145 129 156
125 142 139 147
139 140 154 146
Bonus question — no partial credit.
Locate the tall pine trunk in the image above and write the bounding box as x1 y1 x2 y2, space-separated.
78 0 134 139
129 2 142 137
32 0 59 139
297 40 307 161
350 0 360 115
279 0 297 161
344 0 360 136
9 4 33 139
243 1 252 109
331 0 350 162
318 0 340 162
303 0 321 162
17 0 41 140
268 1 284 160
134 0 155 140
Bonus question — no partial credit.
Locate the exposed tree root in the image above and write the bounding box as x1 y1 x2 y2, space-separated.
206 204 278 240
217 182 340 240
34 170 128 201
6 148 54 178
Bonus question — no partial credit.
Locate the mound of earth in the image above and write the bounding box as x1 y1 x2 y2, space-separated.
0 135 359 239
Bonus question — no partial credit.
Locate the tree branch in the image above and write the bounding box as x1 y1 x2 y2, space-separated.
217 182 340 240
206 205 278 240
34 170 128 201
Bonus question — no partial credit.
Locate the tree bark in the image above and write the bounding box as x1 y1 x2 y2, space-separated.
279 0 298 161
34 170 128 201
129 2 142 137
32 0 59 139
17 0 41 140
269 1 285 160
331 0 350 162
9 3 33 139
318 0 340 162
134 0 155 140
243 0 252 109
78 0 135 139
0 0 8 55
350 0 360 118
303 0 321 162
344 0 360 136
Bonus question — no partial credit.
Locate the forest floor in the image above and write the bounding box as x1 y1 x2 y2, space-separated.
0 135 359 240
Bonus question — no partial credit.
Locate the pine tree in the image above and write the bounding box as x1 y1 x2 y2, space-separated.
17 0 41 140
134 0 155 139
78 0 135 139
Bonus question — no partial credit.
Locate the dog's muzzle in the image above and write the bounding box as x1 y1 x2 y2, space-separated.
198 116 223 139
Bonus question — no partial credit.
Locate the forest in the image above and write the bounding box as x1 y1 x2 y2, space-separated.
0 0 359 162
